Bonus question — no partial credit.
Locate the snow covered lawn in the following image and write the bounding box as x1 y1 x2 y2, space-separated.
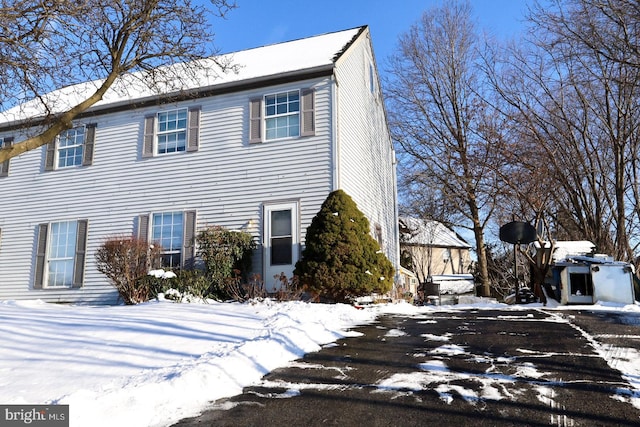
0 298 377 427
1 297 640 427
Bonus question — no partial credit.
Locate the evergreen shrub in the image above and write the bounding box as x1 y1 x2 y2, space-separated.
196 226 256 300
294 190 394 303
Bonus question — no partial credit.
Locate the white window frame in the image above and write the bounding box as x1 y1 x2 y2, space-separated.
151 211 184 269
264 90 300 141
263 201 300 288
56 126 85 168
156 108 188 155
443 248 452 263
46 220 78 288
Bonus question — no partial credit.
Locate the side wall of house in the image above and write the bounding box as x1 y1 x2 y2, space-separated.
403 245 473 282
0 77 334 303
333 30 400 276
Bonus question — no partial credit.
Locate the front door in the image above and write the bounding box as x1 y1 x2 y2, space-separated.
263 202 299 292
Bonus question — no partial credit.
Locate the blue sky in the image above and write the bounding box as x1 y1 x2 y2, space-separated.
213 1 530 65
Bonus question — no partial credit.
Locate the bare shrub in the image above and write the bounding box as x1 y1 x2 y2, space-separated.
95 236 162 304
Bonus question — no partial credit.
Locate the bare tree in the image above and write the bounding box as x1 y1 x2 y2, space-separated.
0 0 236 162
487 0 640 263
385 1 501 296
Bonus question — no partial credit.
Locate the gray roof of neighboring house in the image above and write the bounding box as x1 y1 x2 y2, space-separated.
399 217 471 249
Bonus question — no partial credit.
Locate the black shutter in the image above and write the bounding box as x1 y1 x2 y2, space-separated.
44 141 56 171
187 107 200 152
137 214 150 243
249 98 262 144
0 136 14 177
182 210 197 269
142 116 155 158
72 219 88 288
34 224 48 289
82 124 97 166
301 88 315 136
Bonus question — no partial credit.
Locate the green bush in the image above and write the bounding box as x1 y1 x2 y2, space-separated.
196 226 256 300
294 190 394 303
95 236 162 304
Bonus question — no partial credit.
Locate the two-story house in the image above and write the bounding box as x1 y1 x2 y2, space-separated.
399 217 472 281
0 26 400 304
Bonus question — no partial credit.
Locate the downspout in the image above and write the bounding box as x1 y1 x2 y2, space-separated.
392 148 402 282
331 73 340 190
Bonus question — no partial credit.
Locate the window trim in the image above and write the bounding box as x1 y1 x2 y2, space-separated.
0 136 13 177
142 107 200 158
44 124 96 171
249 88 315 144
33 219 88 289
56 126 86 169
137 210 196 269
264 90 301 141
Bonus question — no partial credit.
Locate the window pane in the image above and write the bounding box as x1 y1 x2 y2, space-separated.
157 109 187 155
152 212 183 268
47 221 77 287
271 210 291 237
288 116 300 137
271 237 292 265
57 127 85 168
264 90 301 140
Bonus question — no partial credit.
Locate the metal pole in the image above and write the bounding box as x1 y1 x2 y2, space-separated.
514 244 519 303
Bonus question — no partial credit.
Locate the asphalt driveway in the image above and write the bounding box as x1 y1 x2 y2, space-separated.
172 308 640 427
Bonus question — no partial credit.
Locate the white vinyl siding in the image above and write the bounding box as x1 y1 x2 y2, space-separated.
334 35 399 272
0 84 332 303
0 27 398 303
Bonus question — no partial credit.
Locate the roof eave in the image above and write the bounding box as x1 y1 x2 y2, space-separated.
0 63 336 131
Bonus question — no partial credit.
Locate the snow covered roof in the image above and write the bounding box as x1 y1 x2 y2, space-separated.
399 217 471 249
0 26 365 125
535 240 596 262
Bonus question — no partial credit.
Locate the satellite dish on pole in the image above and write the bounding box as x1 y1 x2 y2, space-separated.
499 221 537 245
499 221 537 304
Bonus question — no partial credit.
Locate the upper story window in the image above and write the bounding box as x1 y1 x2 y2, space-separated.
0 136 13 177
157 108 187 154
369 63 375 94
265 91 300 140
143 107 200 158
249 88 315 144
45 124 96 171
58 126 85 168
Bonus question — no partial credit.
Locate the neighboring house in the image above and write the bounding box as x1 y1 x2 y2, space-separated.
0 26 400 304
398 266 419 300
399 217 472 284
